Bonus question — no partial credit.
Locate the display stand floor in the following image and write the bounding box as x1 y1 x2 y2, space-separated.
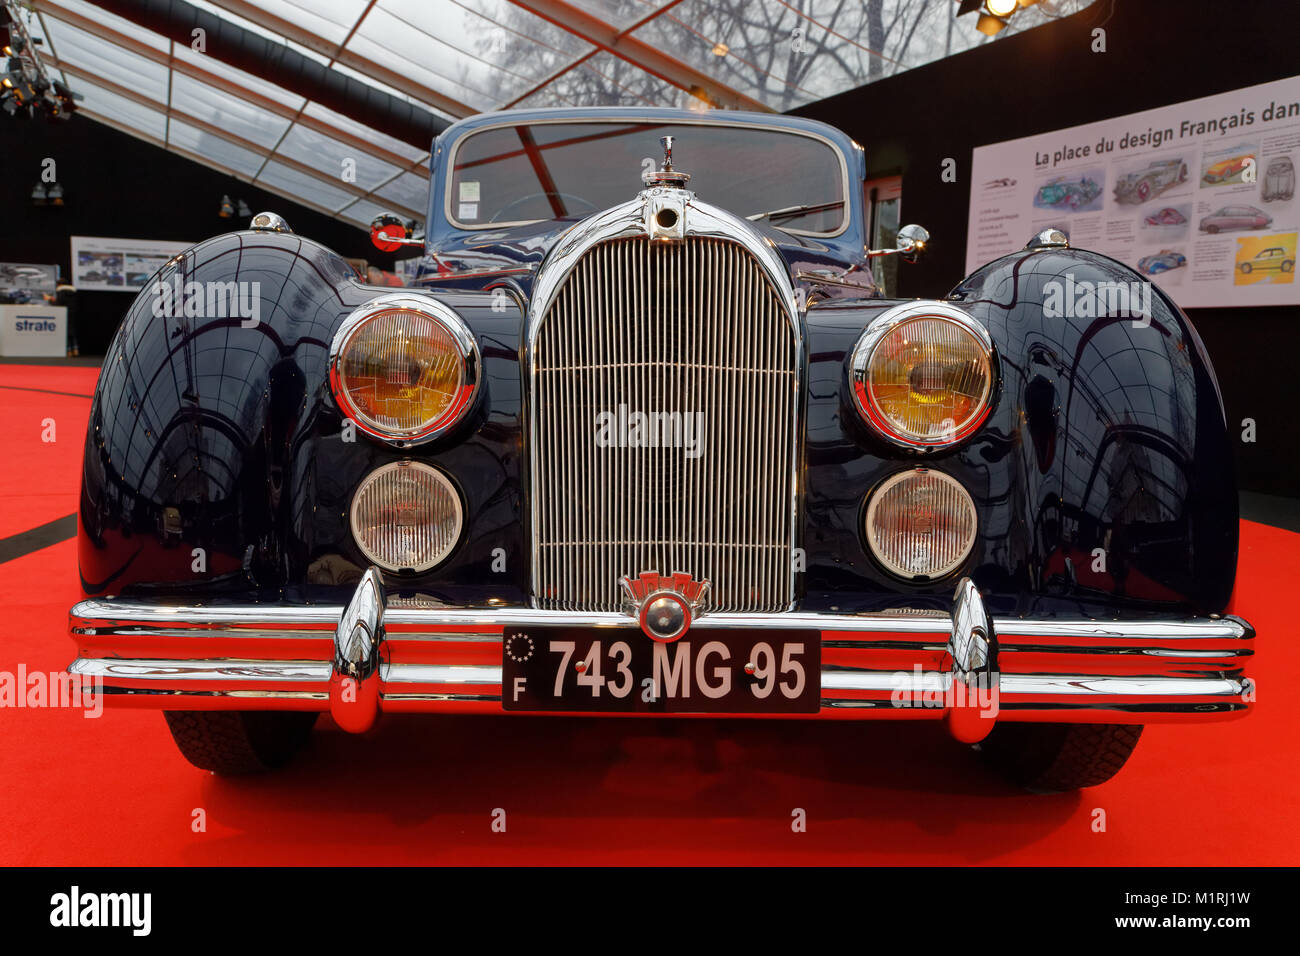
1 363 1294 865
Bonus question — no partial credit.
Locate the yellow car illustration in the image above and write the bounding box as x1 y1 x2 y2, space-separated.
1202 154 1255 184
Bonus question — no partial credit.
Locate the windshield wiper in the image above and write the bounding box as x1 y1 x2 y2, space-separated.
746 200 844 224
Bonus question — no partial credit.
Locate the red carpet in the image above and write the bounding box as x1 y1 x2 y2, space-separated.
0 365 96 539
0 362 1295 865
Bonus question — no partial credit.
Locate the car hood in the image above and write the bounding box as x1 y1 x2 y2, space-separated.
414 214 874 299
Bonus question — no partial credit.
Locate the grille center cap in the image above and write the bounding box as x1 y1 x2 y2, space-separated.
620 571 711 643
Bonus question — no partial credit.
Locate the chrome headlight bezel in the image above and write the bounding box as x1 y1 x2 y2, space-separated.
349 460 465 573
863 467 979 581
328 292 480 447
849 300 996 451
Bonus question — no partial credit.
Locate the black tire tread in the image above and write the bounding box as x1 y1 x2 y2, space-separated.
162 710 317 774
981 722 1143 792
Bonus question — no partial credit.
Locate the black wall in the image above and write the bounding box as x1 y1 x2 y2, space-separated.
0 115 407 355
795 0 1300 499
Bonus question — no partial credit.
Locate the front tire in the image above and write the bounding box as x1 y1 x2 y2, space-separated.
979 722 1143 792
163 711 318 774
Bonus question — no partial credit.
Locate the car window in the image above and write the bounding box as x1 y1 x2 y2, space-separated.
447 121 847 235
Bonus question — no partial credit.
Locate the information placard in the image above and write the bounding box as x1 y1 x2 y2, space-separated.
70 236 193 292
967 75 1300 308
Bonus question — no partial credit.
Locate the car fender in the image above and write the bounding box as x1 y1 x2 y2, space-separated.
77 230 526 602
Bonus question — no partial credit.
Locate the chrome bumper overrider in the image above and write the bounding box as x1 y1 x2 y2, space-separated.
67 571 1254 741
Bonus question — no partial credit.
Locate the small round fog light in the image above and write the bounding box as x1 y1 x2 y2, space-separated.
865 468 977 580
350 461 463 572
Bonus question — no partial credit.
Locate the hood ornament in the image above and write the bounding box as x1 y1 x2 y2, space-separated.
642 135 692 189
620 571 711 643
641 136 692 240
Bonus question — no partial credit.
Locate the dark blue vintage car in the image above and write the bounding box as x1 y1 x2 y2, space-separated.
69 108 1253 791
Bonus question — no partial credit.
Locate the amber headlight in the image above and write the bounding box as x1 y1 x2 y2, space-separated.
865 468 977 580
350 461 463 572
850 301 994 449
329 293 479 446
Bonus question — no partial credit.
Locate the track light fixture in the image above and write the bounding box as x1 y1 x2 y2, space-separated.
957 0 1029 36
0 0 77 122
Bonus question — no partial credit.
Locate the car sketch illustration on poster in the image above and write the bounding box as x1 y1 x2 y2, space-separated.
967 73 1300 308
0 262 58 303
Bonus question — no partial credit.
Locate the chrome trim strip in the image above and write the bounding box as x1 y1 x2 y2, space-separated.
381 664 501 684
69 658 332 681
442 115 852 239
1000 675 1251 696
69 599 1253 643
414 265 536 282
994 617 1252 639
67 661 1250 698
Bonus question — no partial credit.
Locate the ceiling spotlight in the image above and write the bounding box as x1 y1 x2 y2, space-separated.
985 0 1018 15
31 182 46 205
218 194 234 218
236 198 251 218
711 42 728 57
975 12 1009 35
47 182 63 205
51 79 80 117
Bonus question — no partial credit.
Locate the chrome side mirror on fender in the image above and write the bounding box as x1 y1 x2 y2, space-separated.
868 223 930 262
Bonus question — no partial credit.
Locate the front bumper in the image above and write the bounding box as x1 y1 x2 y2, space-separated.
68 571 1254 742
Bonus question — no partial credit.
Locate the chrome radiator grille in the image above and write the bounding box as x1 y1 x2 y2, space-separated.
531 236 799 612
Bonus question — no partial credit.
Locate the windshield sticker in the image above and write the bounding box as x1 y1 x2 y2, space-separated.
458 202 479 220
459 180 481 202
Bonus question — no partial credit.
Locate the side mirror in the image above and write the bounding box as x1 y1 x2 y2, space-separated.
894 223 930 261
369 213 423 252
867 223 930 262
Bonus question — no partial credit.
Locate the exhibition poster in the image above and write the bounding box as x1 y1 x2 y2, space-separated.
69 236 193 292
0 262 58 303
967 74 1300 308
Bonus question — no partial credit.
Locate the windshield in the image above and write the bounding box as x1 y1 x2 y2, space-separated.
446 121 847 235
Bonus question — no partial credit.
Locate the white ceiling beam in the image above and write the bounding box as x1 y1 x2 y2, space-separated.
30 0 428 172
207 0 478 118
45 55 427 222
505 0 773 112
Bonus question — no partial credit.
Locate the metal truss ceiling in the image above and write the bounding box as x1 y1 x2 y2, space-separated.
22 0 1095 233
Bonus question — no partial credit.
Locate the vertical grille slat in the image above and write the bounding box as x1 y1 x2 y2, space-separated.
532 236 798 612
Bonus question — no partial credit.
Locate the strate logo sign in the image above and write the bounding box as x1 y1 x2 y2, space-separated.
13 315 58 333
